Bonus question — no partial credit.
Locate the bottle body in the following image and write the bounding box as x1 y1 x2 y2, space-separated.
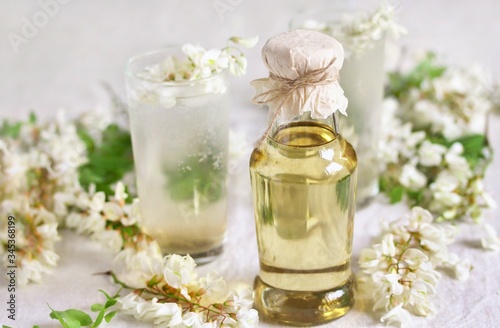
250 114 357 325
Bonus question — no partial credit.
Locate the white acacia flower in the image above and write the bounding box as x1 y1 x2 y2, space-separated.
429 171 463 211
413 300 436 317
197 271 226 301
401 248 429 270
381 233 397 257
453 259 472 281
229 36 259 49
408 206 433 225
33 207 58 225
229 288 255 312
432 190 462 209
64 211 79 227
38 249 60 267
200 49 226 75
481 224 500 251
301 19 328 32
418 141 446 167
236 308 259 328
412 99 442 129
36 222 61 246
445 156 471 184
113 239 163 289
229 55 248 76
102 202 124 222
74 191 91 209
399 164 427 190
181 311 218 328
403 131 426 157
114 182 128 203
182 44 206 67
17 258 52 287
89 192 106 212
409 278 437 303
119 293 183 327
430 171 460 193
74 212 106 235
122 198 141 226
420 223 455 253
359 248 383 274
52 191 76 217
470 179 497 209
380 303 412 326
92 229 123 253
414 263 441 287
379 273 404 296
163 254 197 298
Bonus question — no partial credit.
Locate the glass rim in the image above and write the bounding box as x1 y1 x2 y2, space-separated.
290 4 369 28
125 47 229 86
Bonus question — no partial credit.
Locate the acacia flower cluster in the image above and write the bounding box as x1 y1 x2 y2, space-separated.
300 4 406 55
138 36 258 83
65 182 142 253
359 207 471 326
380 54 496 221
0 112 87 286
396 63 493 140
116 254 258 328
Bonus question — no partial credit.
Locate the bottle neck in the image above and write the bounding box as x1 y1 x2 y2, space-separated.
267 109 340 140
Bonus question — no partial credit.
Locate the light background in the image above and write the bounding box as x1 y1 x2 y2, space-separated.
0 1 499 327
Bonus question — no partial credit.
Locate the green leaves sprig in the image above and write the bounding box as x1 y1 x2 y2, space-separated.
48 289 120 328
78 124 134 198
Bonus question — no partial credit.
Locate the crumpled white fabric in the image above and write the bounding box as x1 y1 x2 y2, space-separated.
251 29 348 121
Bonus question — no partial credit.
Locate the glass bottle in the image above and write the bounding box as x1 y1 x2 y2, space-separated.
250 108 357 325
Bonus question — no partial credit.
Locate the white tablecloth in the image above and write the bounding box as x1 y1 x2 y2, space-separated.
1 1 499 327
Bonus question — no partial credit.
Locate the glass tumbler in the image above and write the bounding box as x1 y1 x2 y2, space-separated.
125 48 229 263
291 6 386 208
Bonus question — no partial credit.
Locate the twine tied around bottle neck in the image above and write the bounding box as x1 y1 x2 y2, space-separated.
252 58 339 147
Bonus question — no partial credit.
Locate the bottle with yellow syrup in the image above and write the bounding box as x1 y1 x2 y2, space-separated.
249 30 358 325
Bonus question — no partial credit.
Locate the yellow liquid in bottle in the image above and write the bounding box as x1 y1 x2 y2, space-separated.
250 121 357 325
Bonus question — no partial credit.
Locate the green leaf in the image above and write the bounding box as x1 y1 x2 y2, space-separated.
48 305 93 328
77 128 96 153
454 134 487 170
49 310 76 328
48 305 71 328
63 310 93 326
98 289 113 300
29 112 37 124
427 135 452 147
104 311 117 323
407 189 425 205
379 176 389 193
104 299 117 309
90 303 104 312
0 120 22 138
389 186 405 204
